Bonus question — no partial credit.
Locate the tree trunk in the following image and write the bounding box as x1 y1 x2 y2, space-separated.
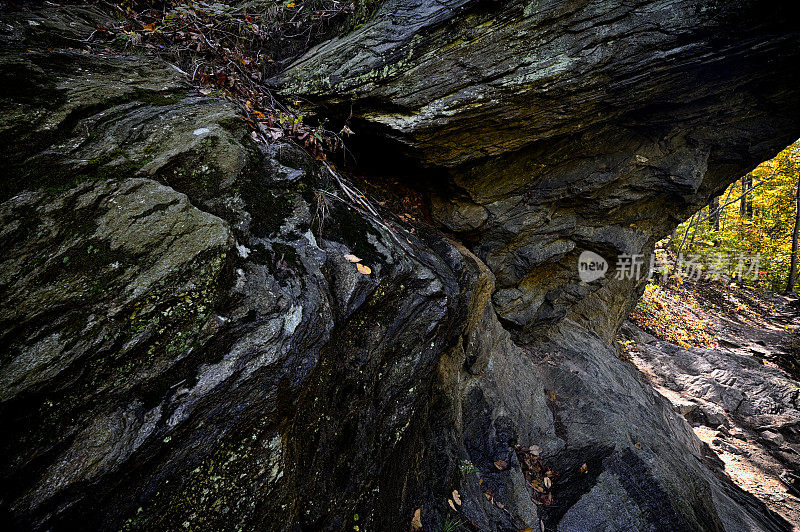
740 174 754 217
709 196 720 231
786 176 800 293
720 186 733 231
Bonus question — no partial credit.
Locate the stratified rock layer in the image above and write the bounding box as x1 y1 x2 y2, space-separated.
1 1 799 531
277 0 800 341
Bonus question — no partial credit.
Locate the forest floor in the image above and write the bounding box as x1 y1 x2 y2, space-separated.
621 280 800 527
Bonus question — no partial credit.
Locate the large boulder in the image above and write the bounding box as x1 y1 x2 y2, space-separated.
276 0 800 341
0 7 484 531
1 1 799 531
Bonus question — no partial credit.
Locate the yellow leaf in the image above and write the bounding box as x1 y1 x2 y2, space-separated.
452 490 461 506
411 508 422 529
448 499 456 511
356 263 371 275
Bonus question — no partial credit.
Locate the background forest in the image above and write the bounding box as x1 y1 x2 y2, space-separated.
663 140 800 293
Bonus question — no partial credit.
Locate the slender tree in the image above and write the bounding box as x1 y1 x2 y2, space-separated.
740 174 754 217
709 196 720 232
786 176 800 293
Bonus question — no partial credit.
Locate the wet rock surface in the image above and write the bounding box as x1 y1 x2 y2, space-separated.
1 2 799 531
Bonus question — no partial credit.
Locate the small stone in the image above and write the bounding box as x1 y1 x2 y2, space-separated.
760 430 785 446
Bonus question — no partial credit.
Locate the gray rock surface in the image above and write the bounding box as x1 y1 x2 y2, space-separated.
277 0 800 343
1 2 799 531
626 323 800 424
622 317 800 526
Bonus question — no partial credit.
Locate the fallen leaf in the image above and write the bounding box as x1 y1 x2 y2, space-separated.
543 477 552 489
356 263 372 275
452 490 461 506
580 463 588 474
496 501 505 509
518 528 534 532
344 254 362 263
448 499 456 511
531 480 545 493
494 460 508 471
199 88 212 95
411 508 422 529
634 442 642 450
529 445 542 456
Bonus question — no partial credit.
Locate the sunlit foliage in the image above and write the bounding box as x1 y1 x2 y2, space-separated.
666 140 800 292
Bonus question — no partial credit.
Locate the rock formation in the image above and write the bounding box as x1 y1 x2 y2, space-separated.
1 1 800 530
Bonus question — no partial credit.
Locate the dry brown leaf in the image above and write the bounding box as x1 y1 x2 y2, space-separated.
531 480 545 493
580 463 588 474
344 254 362 263
634 442 642 450
452 490 461 506
494 460 507 471
496 501 505 509
448 499 456 512
411 508 422 529
543 477 552 489
356 263 372 275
